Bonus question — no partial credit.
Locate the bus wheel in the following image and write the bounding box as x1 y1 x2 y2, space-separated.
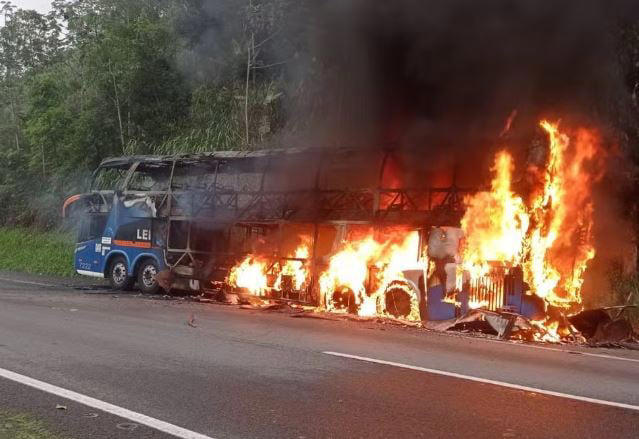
137 259 160 294
108 256 134 291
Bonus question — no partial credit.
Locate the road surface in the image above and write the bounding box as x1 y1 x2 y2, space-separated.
0 272 638 438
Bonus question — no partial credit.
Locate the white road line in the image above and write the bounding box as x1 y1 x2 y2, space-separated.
437 329 639 364
507 342 639 364
0 276 58 288
324 351 639 412
0 367 215 439
471 335 639 364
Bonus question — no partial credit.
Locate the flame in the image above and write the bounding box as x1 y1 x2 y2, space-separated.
376 232 422 321
459 119 604 339
525 121 602 308
320 236 381 315
274 239 311 291
320 231 422 320
460 151 529 281
227 255 269 296
468 299 489 309
228 238 311 296
531 319 561 343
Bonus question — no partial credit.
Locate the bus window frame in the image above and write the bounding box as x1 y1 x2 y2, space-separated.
123 160 175 194
90 164 133 193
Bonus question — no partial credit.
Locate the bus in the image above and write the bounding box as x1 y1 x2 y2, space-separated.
63 148 470 306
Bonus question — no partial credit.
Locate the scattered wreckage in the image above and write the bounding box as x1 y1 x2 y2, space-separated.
425 306 638 347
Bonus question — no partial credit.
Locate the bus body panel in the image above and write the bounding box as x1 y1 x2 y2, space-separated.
75 232 166 279
75 238 105 277
74 190 167 281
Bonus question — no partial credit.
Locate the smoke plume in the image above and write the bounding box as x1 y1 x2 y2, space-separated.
297 1 635 151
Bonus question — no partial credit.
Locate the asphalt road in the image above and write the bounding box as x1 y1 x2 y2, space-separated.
0 272 638 439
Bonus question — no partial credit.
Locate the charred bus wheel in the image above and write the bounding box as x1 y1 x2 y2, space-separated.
331 287 358 314
384 282 414 319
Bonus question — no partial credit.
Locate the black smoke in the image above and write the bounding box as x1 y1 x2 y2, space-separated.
298 1 639 156
301 0 639 301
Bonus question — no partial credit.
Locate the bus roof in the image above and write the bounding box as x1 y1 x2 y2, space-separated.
97 147 328 169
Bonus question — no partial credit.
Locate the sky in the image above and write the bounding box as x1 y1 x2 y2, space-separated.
8 0 53 14
0 0 53 26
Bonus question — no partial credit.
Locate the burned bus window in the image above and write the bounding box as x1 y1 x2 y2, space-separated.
262 153 317 191
127 162 171 192
91 167 128 191
216 160 263 193
168 220 189 250
171 161 217 191
319 149 382 190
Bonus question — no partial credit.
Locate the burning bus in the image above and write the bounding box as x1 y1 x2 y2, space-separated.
63 145 471 308
63 120 607 338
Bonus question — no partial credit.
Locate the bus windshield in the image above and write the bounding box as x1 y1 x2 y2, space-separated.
91 165 129 191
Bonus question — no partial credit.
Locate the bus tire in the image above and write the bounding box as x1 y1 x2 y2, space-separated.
108 256 134 291
137 258 161 294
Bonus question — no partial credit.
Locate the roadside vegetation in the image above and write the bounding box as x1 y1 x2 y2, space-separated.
0 0 313 228
0 228 74 277
0 411 67 439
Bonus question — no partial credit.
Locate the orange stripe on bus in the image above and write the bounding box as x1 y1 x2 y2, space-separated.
113 240 152 249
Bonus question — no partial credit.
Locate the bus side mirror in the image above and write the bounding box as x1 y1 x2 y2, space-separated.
62 194 85 218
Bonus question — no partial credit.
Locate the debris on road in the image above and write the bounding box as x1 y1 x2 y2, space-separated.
165 284 637 348
155 270 174 292
431 305 638 346
146 277 637 348
569 306 638 347
55 404 67 410
425 309 535 340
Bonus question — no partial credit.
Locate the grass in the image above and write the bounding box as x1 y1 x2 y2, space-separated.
0 412 66 439
0 227 75 277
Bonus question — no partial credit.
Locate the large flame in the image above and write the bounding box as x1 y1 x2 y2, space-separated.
229 238 311 296
227 255 269 296
226 231 422 321
525 121 602 308
274 239 311 291
460 151 529 280
224 119 604 337
320 230 422 320
460 120 604 314
320 236 380 315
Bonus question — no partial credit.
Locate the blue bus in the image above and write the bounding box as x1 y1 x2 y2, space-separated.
64 156 170 293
